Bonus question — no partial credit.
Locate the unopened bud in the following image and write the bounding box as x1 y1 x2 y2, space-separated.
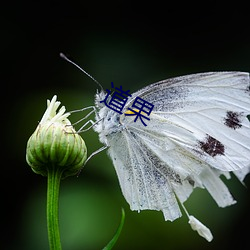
26 95 87 178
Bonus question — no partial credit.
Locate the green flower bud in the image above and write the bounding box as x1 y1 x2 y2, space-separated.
26 95 87 178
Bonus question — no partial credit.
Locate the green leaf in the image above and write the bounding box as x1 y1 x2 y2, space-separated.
102 208 125 250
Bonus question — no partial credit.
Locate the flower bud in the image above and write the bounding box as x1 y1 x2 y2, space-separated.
26 95 87 178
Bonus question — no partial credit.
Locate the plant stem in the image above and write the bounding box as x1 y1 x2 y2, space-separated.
47 165 63 250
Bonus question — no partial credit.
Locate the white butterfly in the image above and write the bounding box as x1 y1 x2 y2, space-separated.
85 71 249 241
58 54 250 242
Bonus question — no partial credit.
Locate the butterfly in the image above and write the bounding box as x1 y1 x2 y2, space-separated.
61 54 250 241
90 72 250 241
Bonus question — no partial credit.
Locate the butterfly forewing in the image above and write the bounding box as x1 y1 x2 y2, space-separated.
123 72 250 172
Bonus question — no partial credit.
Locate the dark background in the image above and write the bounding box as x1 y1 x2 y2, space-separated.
2 1 250 250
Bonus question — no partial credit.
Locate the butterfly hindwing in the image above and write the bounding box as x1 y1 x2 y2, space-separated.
108 128 183 221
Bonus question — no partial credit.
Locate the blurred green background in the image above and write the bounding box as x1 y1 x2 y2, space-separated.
2 1 250 250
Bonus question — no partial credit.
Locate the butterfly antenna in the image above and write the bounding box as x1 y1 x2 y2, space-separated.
60 53 104 91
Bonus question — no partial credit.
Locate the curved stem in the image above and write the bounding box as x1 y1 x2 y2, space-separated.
47 165 63 250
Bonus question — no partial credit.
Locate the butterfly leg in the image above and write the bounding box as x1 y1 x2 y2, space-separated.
70 106 96 125
77 145 108 176
68 106 100 132
85 145 108 165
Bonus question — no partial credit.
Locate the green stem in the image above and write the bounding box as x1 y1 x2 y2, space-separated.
47 165 63 250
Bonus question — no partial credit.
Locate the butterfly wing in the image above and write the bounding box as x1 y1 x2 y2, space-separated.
107 128 183 221
124 72 250 173
105 72 250 221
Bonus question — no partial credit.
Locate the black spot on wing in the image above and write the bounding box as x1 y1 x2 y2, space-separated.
199 135 225 157
186 177 195 186
246 84 250 94
224 111 243 130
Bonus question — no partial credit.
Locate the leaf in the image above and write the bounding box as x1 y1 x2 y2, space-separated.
102 208 125 250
